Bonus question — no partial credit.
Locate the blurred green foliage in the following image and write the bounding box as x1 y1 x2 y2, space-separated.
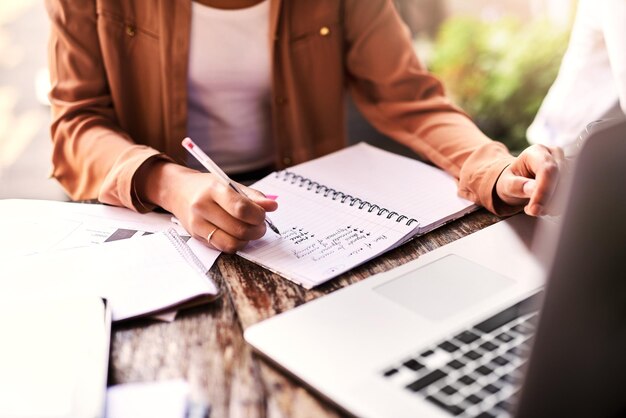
429 17 570 152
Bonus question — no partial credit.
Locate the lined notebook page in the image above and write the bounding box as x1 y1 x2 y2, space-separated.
0 231 218 321
240 174 415 288
289 143 475 230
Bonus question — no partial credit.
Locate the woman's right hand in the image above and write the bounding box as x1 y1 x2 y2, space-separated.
136 160 278 253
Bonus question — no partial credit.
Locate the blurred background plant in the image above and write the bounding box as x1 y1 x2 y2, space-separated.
428 16 570 152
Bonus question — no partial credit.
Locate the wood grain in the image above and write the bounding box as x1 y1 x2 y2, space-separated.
108 210 501 417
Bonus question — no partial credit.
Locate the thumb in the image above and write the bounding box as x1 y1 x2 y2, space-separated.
499 175 534 201
522 179 536 197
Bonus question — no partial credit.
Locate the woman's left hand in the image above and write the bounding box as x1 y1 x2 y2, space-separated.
495 145 564 216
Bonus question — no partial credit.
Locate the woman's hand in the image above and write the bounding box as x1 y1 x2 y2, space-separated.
495 145 564 216
137 161 278 253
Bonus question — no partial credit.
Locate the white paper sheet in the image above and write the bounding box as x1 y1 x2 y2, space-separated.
0 294 109 418
0 199 221 268
106 380 200 418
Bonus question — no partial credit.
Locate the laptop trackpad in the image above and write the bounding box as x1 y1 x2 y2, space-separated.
374 254 515 321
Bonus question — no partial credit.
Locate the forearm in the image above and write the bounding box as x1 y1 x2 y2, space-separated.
51 115 147 194
344 0 517 215
392 107 517 215
134 159 196 214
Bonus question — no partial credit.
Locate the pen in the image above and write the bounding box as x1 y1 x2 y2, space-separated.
182 137 281 236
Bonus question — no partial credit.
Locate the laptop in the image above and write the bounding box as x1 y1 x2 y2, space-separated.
244 119 626 417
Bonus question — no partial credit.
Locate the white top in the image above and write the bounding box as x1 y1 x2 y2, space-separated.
187 0 274 174
527 0 626 150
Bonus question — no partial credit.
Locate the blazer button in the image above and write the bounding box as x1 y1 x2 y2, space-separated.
319 26 330 36
275 96 287 105
126 25 136 37
283 156 292 165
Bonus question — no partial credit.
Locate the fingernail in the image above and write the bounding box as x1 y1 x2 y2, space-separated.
265 195 278 200
523 180 536 195
528 203 543 216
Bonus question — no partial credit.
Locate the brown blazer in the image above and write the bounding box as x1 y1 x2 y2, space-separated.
46 0 517 215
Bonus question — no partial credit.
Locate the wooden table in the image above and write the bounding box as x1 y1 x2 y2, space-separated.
109 209 501 417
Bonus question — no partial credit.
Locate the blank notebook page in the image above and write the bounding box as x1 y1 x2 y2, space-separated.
289 142 473 228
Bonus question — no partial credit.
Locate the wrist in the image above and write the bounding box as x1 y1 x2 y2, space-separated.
135 159 194 213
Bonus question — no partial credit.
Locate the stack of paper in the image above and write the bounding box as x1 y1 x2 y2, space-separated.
0 199 222 322
0 229 219 322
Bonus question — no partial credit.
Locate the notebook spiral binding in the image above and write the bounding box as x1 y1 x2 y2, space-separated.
278 171 418 227
165 229 209 276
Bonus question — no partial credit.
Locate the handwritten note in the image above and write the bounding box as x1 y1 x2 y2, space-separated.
240 176 412 288
280 224 387 261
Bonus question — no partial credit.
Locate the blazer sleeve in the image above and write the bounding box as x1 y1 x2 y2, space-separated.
343 0 518 216
45 0 168 211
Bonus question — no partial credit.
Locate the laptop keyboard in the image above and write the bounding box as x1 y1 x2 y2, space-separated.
381 292 542 418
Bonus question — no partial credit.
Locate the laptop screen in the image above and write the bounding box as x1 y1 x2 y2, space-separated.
516 119 626 417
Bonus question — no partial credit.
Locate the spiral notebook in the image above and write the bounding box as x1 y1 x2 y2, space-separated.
240 142 477 288
0 229 219 321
